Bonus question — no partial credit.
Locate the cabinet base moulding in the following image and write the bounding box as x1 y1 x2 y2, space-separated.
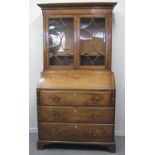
37 140 116 153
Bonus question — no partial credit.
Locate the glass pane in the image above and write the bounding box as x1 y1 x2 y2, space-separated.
80 18 105 66
48 18 74 65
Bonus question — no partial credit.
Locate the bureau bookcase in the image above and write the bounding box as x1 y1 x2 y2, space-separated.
37 2 117 152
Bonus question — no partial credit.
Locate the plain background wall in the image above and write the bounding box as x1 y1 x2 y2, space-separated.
29 0 125 136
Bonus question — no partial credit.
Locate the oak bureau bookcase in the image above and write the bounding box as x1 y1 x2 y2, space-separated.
37 2 117 153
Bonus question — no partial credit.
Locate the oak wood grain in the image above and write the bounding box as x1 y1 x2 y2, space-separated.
39 90 113 107
38 106 114 123
37 70 115 90
38 123 114 142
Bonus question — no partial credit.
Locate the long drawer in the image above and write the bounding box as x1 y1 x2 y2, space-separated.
38 123 114 142
39 91 113 107
38 106 114 124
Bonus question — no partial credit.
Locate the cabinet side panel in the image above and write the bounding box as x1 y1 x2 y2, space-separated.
43 11 49 70
108 14 112 70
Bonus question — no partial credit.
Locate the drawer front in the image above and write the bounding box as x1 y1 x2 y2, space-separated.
38 106 114 124
39 91 112 107
38 123 114 142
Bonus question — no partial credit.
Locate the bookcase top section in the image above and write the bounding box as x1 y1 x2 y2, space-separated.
38 2 117 10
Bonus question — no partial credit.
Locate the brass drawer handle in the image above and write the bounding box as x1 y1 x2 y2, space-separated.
91 96 100 103
55 130 62 135
52 111 61 118
90 132 97 138
51 96 61 103
91 113 98 119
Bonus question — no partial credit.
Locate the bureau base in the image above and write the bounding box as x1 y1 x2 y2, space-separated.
37 140 116 153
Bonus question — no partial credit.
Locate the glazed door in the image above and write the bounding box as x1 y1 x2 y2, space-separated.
78 16 108 69
44 15 109 69
47 16 75 67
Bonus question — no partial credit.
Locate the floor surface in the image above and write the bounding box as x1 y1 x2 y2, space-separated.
29 133 125 155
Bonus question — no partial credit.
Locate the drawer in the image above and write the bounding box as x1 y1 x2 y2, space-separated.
39 91 113 107
38 123 114 142
38 106 114 124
